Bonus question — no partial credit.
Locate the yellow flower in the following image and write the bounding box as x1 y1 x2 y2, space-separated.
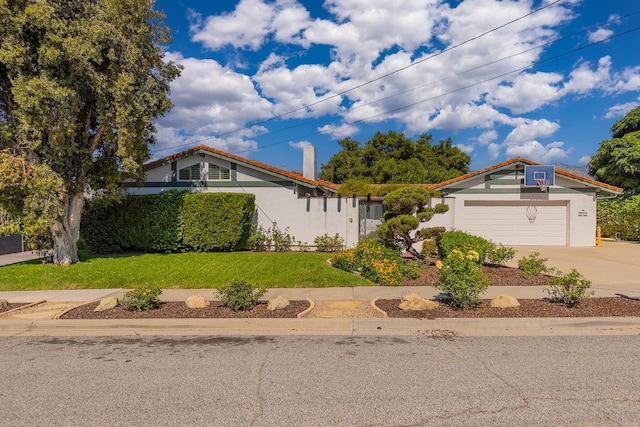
435 260 443 270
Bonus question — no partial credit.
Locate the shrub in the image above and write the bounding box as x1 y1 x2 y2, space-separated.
248 224 272 251
314 233 344 252
545 269 594 307
434 249 490 309
434 203 449 214
271 223 295 252
122 287 162 311
436 231 492 264
418 226 446 240
422 240 437 257
331 240 404 286
417 208 435 222
518 252 548 276
597 195 640 240
486 244 516 267
402 259 423 280
219 281 267 311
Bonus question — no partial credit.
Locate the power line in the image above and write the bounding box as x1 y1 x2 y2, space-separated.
151 0 567 154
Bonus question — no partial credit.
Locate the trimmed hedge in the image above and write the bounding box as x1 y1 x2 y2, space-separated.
597 195 640 241
81 191 255 253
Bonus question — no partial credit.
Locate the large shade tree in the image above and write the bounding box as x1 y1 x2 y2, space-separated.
319 131 470 184
0 0 181 264
588 106 640 193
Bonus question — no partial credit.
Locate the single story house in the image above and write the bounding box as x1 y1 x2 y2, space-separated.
127 146 622 248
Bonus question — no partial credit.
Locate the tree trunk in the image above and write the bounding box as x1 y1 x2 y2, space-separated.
50 194 84 265
404 234 425 260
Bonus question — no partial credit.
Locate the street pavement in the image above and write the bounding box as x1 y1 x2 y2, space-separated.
0 241 638 336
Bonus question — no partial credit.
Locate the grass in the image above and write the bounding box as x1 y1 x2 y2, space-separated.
0 250 372 291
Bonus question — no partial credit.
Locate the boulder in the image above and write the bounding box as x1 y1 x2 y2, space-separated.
185 294 209 309
267 296 290 311
490 294 520 308
399 293 439 311
0 299 8 310
94 297 119 312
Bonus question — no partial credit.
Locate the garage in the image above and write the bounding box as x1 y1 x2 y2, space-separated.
464 201 568 246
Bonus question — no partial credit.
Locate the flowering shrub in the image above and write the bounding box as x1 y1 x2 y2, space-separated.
436 231 492 264
123 287 162 311
332 239 404 286
545 269 594 307
247 222 295 251
314 233 344 252
434 249 490 309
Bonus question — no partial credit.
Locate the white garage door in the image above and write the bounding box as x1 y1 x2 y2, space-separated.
464 201 567 246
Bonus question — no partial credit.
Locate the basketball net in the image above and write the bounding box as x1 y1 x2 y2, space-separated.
536 179 550 193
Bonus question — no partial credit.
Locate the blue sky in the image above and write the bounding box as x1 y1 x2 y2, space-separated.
151 0 640 174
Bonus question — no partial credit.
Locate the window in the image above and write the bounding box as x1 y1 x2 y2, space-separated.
208 163 230 180
178 164 201 181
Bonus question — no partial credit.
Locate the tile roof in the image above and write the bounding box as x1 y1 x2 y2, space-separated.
145 145 332 189
433 157 623 193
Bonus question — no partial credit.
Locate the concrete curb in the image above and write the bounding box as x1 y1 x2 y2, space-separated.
1 316 639 337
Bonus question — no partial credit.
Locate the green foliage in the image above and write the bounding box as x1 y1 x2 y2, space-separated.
588 106 640 193
181 193 255 252
81 191 254 253
434 249 490 309
218 281 267 311
417 226 446 240
382 186 431 214
332 240 404 286
402 259 423 280
23 224 53 264
417 208 435 222
597 195 640 240
319 131 470 184
518 252 549 276
434 203 449 214
421 240 438 257
486 244 516 267
123 287 162 311
436 231 492 264
247 222 295 252
314 233 344 252
0 0 182 264
545 269 594 307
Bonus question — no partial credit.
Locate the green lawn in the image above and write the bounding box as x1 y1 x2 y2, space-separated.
0 251 372 290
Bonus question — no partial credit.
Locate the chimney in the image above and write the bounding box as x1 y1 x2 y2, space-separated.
303 144 317 181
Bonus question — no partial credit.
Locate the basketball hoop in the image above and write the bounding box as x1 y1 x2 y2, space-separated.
536 179 550 193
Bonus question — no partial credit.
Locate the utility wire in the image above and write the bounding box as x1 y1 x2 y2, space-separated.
151 0 567 154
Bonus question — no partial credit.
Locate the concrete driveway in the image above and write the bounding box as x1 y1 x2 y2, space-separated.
507 240 640 293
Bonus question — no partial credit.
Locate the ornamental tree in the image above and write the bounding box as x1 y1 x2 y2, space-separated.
376 186 434 259
0 0 181 264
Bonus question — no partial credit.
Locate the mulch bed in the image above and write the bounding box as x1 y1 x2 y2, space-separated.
60 300 310 320
0 303 28 313
401 264 552 287
376 297 640 319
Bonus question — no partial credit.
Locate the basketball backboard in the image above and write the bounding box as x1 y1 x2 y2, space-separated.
524 165 555 187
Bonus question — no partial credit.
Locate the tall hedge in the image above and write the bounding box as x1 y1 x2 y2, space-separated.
181 193 255 252
597 195 640 240
81 191 255 253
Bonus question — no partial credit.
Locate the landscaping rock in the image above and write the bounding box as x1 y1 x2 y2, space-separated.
185 294 209 309
399 293 439 311
490 294 520 308
268 296 290 311
0 299 8 310
94 297 118 312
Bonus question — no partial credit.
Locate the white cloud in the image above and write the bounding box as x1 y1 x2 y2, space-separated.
318 123 359 139
487 142 501 160
288 140 311 149
475 130 498 145
605 100 640 119
505 140 570 163
490 72 563 114
456 143 474 154
578 155 591 165
504 119 560 146
561 56 612 95
588 28 613 43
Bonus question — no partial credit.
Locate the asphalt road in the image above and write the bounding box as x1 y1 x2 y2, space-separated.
1 335 639 426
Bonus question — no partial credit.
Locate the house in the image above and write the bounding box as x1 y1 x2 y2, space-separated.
423 158 622 246
126 145 361 247
128 147 622 248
